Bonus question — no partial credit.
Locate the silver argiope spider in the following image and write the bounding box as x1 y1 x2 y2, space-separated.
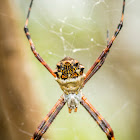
24 0 125 140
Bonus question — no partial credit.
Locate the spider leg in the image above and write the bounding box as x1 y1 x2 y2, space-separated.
80 95 115 140
24 0 56 77
84 0 125 85
31 95 66 140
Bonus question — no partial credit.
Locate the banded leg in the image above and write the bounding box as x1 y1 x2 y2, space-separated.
24 0 56 77
84 0 125 85
80 95 115 140
83 30 110 83
31 95 66 140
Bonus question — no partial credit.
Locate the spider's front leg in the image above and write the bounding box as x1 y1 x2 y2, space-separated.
84 0 125 85
80 95 115 140
24 0 56 77
31 95 66 140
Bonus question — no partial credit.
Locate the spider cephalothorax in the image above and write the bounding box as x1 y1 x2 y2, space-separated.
24 0 125 140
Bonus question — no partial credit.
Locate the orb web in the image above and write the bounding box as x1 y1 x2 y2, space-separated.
5 0 140 140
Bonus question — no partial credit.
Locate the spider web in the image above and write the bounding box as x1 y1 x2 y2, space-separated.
4 0 140 140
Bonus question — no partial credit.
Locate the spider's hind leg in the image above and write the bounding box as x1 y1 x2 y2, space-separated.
80 95 115 140
31 95 66 140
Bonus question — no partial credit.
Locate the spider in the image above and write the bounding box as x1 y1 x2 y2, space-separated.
24 0 125 140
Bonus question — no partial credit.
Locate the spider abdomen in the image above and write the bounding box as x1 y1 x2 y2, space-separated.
55 74 85 95
55 74 85 113
54 57 85 112
54 57 85 95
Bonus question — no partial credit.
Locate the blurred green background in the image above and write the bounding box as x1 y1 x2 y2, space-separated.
0 0 140 140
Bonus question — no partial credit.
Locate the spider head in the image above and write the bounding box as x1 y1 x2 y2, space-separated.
54 57 85 80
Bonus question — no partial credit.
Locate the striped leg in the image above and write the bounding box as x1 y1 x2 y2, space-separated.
31 95 65 140
84 0 125 85
24 0 56 77
80 95 115 140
